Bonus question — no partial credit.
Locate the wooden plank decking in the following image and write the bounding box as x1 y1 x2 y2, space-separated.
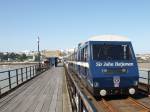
0 64 72 112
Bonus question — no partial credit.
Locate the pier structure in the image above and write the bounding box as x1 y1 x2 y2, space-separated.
0 64 72 112
0 63 150 112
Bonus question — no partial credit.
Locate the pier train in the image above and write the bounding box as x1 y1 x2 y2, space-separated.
66 35 139 97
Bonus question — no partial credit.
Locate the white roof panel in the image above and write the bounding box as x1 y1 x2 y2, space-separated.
88 35 130 42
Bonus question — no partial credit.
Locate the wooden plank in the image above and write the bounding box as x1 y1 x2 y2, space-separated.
0 78 41 112
22 71 55 112
56 73 63 112
3 74 46 112
41 80 56 112
0 75 42 108
0 71 47 112
49 74 60 112
26 75 55 112
34 95 46 112
0 64 72 112
62 68 72 112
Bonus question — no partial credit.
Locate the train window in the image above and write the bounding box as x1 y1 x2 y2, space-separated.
80 46 88 62
84 46 88 62
81 48 84 61
92 44 133 60
79 50 82 61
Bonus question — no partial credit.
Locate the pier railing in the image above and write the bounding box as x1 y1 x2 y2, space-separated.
64 65 97 112
139 70 150 94
0 64 49 96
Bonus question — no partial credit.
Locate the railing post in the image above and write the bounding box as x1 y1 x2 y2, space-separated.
26 67 28 80
148 71 150 85
79 96 83 112
21 68 23 82
78 96 83 112
0 87 1 95
148 71 150 93
16 69 19 85
33 66 34 77
35 65 37 75
30 66 31 78
8 71 11 90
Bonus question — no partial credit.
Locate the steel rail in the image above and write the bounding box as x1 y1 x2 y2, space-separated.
66 68 98 112
101 98 118 112
128 97 150 111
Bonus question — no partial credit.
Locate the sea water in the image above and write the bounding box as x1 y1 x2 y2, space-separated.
0 64 35 93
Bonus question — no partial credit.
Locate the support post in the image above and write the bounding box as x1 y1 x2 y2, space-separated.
79 96 83 112
21 68 23 82
30 66 31 78
0 87 1 95
26 67 28 80
8 71 11 90
16 69 18 85
33 66 34 77
37 36 41 70
148 71 150 93
35 65 37 75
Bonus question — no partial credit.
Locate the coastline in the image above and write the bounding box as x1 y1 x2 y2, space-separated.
0 62 38 65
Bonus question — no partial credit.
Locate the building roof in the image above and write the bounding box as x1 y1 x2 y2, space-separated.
41 50 61 58
88 35 130 42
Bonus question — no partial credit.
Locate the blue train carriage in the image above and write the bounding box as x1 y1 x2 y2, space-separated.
76 35 139 97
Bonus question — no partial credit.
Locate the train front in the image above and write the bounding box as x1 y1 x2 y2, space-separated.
89 41 139 97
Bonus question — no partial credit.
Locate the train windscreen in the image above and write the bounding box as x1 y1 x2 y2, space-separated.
92 44 133 60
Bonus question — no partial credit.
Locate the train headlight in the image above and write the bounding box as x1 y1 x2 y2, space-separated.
100 89 107 96
129 88 135 95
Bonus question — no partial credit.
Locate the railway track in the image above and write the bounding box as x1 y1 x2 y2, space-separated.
66 68 150 112
99 97 150 112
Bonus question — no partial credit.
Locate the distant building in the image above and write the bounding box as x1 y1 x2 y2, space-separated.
136 54 150 62
41 50 62 58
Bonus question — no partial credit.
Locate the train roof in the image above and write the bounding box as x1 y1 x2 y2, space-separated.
88 35 130 42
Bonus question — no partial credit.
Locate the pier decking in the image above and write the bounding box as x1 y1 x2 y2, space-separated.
0 64 72 112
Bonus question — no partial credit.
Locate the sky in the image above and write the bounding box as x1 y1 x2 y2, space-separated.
0 0 150 53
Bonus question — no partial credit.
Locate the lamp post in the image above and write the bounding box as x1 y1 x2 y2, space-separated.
37 36 41 69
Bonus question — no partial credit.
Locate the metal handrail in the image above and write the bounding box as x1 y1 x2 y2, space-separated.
0 64 49 96
0 65 37 74
0 69 32 76
139 70 150 83
139 70 150 94
65 65 97 112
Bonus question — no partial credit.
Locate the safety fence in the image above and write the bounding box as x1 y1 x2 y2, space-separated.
139 70 150 94
0 64 49 96
65 65 97 112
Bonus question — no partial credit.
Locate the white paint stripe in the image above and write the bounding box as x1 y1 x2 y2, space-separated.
67 61 89 68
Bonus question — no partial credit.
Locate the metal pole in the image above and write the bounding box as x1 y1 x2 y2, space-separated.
148 71 150 93
35 65 37 75
8 71 11 90
30 66 32 78
21 68 23 82
148 71 150 85
16 69 18 85
79 95 83 112
33 66 34 77
37 36 41 69
26 67 28 80
0 87 1 95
